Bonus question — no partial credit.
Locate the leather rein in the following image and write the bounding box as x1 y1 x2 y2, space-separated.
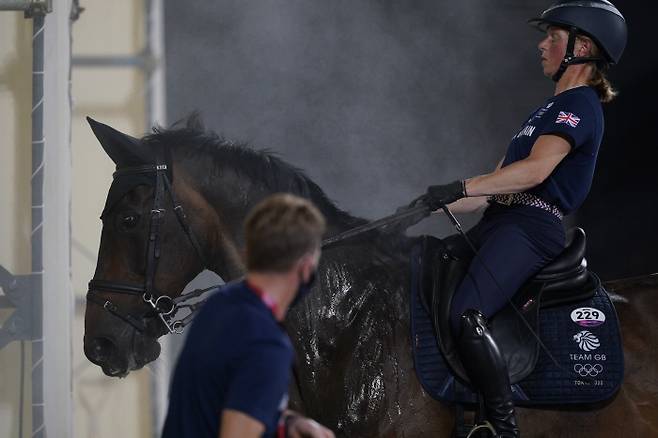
87 156 216 335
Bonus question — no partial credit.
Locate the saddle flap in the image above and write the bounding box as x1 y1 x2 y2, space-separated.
420 235 471 381
489 286 542 383
420 234 542 384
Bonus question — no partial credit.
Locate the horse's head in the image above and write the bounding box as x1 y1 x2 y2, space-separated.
82 115 372 376
83 118 230 377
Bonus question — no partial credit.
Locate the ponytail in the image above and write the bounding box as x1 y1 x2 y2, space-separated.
589 66 618 103
579 35 619 103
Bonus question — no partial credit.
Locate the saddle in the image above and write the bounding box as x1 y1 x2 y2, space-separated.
419 227 600 384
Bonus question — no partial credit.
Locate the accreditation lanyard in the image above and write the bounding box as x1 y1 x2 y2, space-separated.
245 280 279 317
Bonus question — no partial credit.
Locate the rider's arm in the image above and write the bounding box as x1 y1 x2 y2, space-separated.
463 134 570 197
445 157 504 214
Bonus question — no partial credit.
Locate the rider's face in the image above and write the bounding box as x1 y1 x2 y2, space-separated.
537 26 569 77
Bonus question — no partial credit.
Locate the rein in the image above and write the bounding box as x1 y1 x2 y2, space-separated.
87 156 216 335
321 204 430 247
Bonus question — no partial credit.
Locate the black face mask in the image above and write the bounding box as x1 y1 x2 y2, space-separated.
290 270 317 308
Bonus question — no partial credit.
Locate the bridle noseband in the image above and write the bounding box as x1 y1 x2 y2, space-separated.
87 155 216 335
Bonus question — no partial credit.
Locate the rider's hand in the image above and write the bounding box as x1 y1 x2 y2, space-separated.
422 180 466 210
286 416 335 438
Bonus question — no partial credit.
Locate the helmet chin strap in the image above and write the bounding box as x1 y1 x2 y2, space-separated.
552 26 605 82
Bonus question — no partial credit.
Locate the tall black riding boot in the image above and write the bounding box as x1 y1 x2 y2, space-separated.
458 309 520 438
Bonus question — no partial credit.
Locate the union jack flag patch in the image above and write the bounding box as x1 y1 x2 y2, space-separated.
556 111 580 128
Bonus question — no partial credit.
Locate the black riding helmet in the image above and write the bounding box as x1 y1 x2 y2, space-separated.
528 0 627 81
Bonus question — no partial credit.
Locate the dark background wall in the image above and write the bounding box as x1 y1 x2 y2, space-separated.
165 1 657 281
575 0 658 280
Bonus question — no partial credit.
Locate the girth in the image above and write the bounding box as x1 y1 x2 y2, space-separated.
419 227 599 384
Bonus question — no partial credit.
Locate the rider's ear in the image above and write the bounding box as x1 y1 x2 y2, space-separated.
86 117 153 167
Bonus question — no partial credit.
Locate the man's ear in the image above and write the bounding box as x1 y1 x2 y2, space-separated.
296 254 313 280
305 250 321 277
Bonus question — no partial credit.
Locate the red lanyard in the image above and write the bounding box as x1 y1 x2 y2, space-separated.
246 281 279 317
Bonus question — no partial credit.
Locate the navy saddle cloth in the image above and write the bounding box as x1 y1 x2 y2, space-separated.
409 237 624 406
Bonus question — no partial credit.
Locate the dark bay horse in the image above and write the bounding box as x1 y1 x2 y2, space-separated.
83 116 658 437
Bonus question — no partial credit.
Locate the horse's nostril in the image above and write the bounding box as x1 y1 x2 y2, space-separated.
85 337 115 364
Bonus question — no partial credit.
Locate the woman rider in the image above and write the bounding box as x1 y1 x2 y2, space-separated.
413 1 627 436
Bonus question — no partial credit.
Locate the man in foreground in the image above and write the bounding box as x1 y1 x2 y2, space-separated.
162 193 334 438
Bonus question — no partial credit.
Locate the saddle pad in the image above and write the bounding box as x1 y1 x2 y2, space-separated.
410 244 624 407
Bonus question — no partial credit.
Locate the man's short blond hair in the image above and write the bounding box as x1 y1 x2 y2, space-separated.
244 193 326 272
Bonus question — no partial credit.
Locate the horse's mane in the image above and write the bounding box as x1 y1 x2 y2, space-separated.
143 113 367 230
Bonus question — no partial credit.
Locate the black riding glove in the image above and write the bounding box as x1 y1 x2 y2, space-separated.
421 180 467 210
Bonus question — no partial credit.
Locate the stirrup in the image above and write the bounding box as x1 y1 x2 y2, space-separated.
466 421 498 438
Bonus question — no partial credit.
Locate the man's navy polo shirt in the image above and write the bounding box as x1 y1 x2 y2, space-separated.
162 281 293 438
502 85 604 215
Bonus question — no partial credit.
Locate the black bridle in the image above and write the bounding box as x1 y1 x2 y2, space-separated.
87 155 216 334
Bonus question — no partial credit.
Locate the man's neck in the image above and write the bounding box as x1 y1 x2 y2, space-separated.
245 271 296 321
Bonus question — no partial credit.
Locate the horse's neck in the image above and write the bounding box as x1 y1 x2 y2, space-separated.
179 154 410 276
193 170 359 259
195 167 363 239
324 215 361 237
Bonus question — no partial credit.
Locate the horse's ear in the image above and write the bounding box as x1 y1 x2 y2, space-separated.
86 117 153 167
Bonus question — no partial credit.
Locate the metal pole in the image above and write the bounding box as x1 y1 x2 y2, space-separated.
0 0 32 10
0 0 51 14
71 54 147 68
146 0 166 127
41 0 73 435
145 1 169 435
30 11 46 438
